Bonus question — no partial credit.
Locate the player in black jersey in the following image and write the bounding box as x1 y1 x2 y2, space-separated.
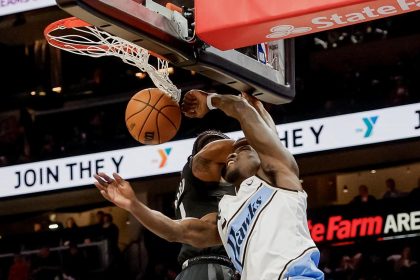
94 130 237 279
173 130 237 279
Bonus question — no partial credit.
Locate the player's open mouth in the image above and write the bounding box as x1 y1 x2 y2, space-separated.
226 154 236 167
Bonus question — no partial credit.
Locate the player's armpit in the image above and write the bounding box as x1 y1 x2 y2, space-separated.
177 213 221 248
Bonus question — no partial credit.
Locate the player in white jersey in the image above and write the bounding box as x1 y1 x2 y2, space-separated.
182 91 324 280
93 91 323 280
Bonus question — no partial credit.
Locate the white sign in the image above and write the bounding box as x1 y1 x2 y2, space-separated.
1 103 420 198
0 0 55 17
278 103 420 155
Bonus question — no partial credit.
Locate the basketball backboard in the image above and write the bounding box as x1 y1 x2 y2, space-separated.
54 0 295 104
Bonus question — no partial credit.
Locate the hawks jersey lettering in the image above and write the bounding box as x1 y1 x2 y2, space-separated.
217 176 324 280
223 186 276 269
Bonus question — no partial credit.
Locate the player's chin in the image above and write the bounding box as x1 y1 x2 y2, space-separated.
182 112 195 118
221 165 227 180
180 108 191 115
221 165 235 183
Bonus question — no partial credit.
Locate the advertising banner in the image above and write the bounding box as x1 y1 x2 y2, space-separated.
195 0 420 50
308 197 420 244
1 102 420 198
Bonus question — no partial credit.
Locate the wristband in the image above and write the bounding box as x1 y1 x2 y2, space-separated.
206 93 218 110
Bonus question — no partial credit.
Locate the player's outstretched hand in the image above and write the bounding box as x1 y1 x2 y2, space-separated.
241 92 263 110
181 90 210 118
94 172 137 211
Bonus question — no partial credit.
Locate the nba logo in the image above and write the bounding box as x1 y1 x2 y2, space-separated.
257 43 267 64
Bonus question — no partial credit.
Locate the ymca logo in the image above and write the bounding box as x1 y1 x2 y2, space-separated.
356 116 379 138
157 148 172 168
266 24 312 39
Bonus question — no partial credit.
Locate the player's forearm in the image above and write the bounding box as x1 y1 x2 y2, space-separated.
128 199 181 242
211 94 270 136
210 94 251 122
211 93 294 168
199 139 235 163
213 93 277 135
254 104 278 135
212 95 271 149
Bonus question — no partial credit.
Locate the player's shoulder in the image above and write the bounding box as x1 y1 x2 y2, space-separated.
181 157 210 189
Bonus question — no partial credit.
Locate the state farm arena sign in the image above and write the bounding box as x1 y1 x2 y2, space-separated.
196 0 420 50
307 199 420 244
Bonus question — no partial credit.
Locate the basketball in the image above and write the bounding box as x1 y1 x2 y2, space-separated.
125 88 181 145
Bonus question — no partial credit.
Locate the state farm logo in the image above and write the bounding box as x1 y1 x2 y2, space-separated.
266 25 312 39
308 211 420 243
265 0 420 40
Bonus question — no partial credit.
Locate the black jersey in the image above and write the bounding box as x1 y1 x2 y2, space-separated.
174 156 235 264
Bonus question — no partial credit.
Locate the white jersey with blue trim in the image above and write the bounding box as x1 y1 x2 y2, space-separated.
217 176 324 280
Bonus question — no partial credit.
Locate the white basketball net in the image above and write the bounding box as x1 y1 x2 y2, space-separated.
46 24 181 102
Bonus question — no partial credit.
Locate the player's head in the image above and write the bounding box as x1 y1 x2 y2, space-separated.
223 137 261 186
191 130 229 156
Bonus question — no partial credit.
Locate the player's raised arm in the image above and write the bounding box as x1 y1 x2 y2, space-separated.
192 138 235 182
94 173 221 248
240 92 278 136
182 90 300 190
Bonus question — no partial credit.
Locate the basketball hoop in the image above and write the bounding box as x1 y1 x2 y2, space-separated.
44 17 181 102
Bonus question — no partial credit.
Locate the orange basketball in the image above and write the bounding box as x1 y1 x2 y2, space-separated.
125 88 181 144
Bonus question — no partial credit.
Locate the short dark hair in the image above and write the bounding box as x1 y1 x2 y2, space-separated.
192 130 229 156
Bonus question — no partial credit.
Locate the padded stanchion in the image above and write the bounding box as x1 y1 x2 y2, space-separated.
195 0 420 50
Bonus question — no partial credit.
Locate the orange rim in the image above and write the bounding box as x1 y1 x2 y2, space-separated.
44 17 167 60
44 17 104 51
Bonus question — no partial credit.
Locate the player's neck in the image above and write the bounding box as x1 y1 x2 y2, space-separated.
234 174 255 193
235 186 240 194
